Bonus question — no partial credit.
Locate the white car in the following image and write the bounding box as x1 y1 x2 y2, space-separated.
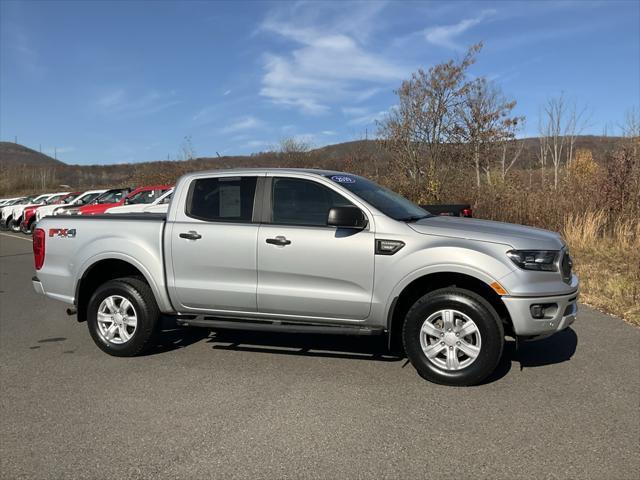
36 189 107 222
1 195 44 228
7 192 68 232
105 188 173 214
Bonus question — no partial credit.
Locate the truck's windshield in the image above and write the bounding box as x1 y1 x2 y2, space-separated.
127 188 167 205
326 174 431 221
96 189 127 204
74 192 101 205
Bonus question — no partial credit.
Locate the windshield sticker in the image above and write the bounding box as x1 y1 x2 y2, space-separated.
331 175 356 184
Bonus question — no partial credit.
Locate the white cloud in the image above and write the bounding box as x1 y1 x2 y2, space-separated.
95 89 180 117
258 2 405 114
425 9 495 50
343 108 389 126
244 140 270 148
221 116 263 133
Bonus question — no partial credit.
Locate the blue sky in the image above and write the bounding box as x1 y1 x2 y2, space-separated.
1 0 638 165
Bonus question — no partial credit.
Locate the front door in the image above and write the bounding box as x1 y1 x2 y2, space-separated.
168 175 260 312
257 176 375 320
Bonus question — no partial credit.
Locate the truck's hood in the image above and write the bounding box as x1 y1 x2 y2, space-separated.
408 216 565 250
79 203 119 215
35 204 61 220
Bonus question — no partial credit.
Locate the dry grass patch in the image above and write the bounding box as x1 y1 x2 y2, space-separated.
563 212 640 325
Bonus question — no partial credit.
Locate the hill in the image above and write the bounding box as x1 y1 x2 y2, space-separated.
0 142 65 168
0 135 626 196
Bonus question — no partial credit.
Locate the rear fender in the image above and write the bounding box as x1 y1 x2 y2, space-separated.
75 251 173 313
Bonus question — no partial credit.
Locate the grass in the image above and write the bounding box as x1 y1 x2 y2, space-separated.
562 211 640 325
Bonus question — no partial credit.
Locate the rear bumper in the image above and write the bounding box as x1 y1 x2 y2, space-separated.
32 276 45 296
502 290 579 337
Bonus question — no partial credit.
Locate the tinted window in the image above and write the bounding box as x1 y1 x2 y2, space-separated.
187 176 257 222
159 192 173 204
96 189 128 204
271 178 353 226
127 188 168 205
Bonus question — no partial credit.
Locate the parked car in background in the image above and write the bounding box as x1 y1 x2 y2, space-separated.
78 185 171 216
32 169 578 386
422 204 473 217
63 188 132 216
1 196 31 228
20 192 82 234
0 197 22 208
3 194 55 231
106 188 174 215
36 189 106 222
7 192 69 232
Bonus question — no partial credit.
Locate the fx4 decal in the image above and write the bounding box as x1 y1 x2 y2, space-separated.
49 228 77 238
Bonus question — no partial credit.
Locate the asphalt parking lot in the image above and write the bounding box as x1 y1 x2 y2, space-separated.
0 231 638 480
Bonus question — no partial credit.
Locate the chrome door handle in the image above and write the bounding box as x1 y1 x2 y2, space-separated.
179 231 202 240
266 236 291 246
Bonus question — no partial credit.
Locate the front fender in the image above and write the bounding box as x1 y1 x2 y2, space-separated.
376 242 515 325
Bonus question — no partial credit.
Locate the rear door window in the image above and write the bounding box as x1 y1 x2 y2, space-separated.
186 176 257 222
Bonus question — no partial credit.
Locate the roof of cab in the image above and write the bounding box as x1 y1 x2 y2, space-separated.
180 167 351 180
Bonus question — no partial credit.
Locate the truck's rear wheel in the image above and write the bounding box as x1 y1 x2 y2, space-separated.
402 287 504 386
87 277 159 357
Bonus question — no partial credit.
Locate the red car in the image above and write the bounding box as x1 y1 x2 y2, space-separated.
77 185 172 216
20 192 82 234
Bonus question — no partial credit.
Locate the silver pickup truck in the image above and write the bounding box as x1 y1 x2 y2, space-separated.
32 169 579 386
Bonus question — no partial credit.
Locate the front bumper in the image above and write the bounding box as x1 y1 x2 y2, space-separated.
502 290 579 337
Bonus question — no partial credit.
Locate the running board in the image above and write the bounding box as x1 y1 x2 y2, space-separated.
176 317 383 336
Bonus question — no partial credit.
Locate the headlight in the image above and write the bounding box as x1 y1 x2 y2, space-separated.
506 250 559 272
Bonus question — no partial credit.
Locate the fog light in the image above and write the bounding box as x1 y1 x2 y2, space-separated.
531 305 545 319
530 303 557 319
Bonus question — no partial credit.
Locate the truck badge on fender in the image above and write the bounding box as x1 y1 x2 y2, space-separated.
49 228 76 238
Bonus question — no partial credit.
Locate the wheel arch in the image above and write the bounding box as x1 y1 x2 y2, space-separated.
74 257 168 323
386 271 513 352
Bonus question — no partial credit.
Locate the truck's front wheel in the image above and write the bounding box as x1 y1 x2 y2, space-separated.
87 277 159 357
402 287 504 386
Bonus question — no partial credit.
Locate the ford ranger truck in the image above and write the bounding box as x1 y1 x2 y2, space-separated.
32 169 579 386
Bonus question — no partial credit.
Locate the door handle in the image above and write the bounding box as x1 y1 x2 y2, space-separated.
179 231 202 240
266 236 291 246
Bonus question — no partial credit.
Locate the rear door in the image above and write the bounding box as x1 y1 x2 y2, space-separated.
256 175 375 321
168 174 261 312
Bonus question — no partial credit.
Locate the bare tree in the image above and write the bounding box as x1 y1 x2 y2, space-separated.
541 94 568 189
456 78 522 187
378 43 483 196
565 102 591 174
537 113 549 187
500 136 525 180
278 137 312 155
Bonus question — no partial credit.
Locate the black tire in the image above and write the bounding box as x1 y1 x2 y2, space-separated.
3 216 14 230
87 277 160 357
8 217 21 232
21 218 34 235
402 287 504 386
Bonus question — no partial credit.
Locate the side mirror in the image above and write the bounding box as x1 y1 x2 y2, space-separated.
327 206 367 230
